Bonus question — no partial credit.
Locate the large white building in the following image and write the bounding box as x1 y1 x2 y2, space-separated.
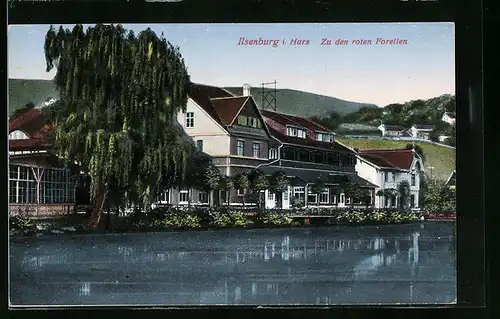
355 148 424 210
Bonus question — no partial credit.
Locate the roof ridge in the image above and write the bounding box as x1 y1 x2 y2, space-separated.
210 96 247 100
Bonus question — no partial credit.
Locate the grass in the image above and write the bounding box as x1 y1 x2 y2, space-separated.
336 137 455 181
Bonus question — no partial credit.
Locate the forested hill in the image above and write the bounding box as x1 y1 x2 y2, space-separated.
224 86 378 117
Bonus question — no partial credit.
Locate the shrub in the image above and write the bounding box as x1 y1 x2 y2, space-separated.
258 212 294 227
10 211 35 233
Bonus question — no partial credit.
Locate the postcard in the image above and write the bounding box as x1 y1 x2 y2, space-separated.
8 22 456 307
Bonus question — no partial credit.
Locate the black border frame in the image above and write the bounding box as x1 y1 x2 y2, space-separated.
4 0 486 317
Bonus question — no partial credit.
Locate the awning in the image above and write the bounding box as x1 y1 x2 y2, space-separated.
257 165 378 188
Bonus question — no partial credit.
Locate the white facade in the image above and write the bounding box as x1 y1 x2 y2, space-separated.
378 124 404 137
441 113 456 125
410 126 433 140
176 98 231 158
355 154 423 209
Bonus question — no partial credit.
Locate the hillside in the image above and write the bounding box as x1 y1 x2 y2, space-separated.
9 79 58 116
336 137 455 181
224 87 378 117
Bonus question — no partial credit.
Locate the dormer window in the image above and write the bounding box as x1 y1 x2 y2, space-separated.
286 126 306 138
9 130 29 140
316 132 334 142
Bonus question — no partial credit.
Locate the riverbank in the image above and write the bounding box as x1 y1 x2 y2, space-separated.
9 209 425 237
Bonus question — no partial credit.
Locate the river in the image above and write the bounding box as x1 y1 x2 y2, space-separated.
9 221 456 306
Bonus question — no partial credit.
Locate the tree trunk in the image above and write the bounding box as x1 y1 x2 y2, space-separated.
226 189 230 206
88 183 108 229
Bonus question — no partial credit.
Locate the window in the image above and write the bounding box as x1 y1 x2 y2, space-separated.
316 133 323 141
319 188 329 204
267 192 275 200
287 126 305 138
384 196 389 207
411 174 416 186
198 192 208 203
340 193 345 204
158 190 169 203
269 148 278 159
186 112 194 128
252 142 260 158
383 172 388 182
287 127 298 137
9 130 29 140
410 194 415 207
293 187 305 201
237 189 246 196
179 190 189 202
307 194 317 203
237 115 248 126
392 172 396 182
346 197 351 205
237 140 244 156
196 140 203 152
332 194 337 204
283 191 289 201
248 117 256 127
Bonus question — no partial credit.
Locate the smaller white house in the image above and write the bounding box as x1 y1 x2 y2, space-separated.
438 135 450 143
377 124 406 137
441 112 456 125
410 124 435 140
355 148 424 210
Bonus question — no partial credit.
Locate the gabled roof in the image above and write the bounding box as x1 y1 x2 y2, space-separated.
379 124 405 131
261 110 331 133
210 96 249 125
358 149 414 170
188 82 235 126
412 124 435 130
8 108 53 152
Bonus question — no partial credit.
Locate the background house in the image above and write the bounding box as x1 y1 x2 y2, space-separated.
355 148 424 210
410 124 436 140
441 112 456 125
377 124 406 137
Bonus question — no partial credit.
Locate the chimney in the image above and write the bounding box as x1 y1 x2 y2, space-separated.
243 83 251 97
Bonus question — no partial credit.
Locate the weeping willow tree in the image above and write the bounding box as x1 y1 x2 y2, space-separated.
44 24 192 228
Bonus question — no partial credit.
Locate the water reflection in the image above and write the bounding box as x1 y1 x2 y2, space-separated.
10 223 456 305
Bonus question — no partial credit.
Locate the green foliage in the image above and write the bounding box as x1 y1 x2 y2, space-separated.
336 210 418 224
310 177 326 195
10 212 35 232
202 165 220 191
43 24 192 222
160 214 202 230
232 174 249 192
211 210 253 228
421 176 456 213
397 180 411 210
249 170 269 191
269 171 289 193
258 212 294 227
405 143 426 162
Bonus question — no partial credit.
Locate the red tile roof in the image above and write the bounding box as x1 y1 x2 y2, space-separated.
9 108 53 151
188 82 234 126
267 127 352 153
358 149 414 170
261 110 330 133
210 96 249 125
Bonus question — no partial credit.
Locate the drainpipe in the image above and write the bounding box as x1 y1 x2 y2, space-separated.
256 137 283 170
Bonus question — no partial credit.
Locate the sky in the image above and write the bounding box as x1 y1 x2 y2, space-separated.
8 23 455 107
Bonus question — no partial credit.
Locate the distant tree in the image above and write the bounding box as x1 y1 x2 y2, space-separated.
340 180 357 209
218 176 233 206
202 165 221 207
310 177 327 197
447 125 456 147
249 170 269 209
269 171 290 208
232 173 249 207
10 101 36 121
421 177 455 213
405 143 426 163
397 180 411 211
